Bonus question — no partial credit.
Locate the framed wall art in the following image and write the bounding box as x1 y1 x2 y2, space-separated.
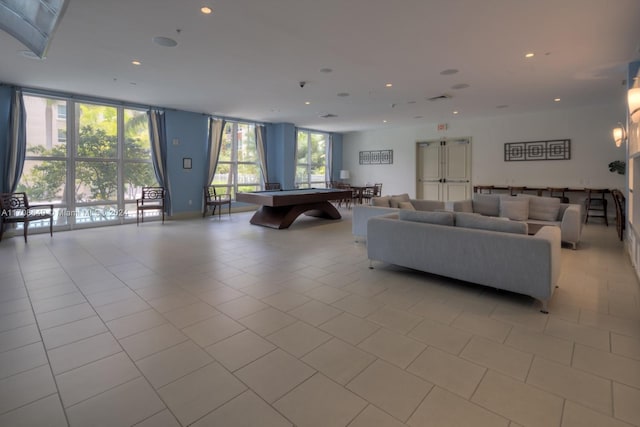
359 149 393 165
504 139 570 161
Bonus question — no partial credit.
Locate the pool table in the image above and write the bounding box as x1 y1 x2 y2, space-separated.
235 188 352 229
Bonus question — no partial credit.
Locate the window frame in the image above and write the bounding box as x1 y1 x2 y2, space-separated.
295 128 330 189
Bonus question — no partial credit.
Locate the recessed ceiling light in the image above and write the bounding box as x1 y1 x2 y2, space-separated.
525 52 535 58
304 101 311 105
383 120 388 123
554 98 561 102
385 83 393 88
200 6 212 14
152 36 178 47
131 60 141 65
453 111 459 115
320 68 333 73
440 69 459 75
337 92 350 97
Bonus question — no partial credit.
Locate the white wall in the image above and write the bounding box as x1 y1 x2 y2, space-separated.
342 103 627 198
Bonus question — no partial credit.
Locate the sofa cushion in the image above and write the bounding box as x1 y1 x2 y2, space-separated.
455 212 528 234
499 199 529 221
517 194 560 221
398 210 454 226
452 199 473 213
390 193 411 208
371 196 391 207
398 201 416 210
472 194 500 216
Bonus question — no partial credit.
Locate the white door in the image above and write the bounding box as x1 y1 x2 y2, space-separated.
416 139 471 201
417 142 443 200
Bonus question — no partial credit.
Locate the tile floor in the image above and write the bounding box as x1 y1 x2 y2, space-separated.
0 211 639 426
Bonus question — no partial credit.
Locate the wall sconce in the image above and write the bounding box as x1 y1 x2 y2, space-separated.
629 84 640 123
339 170 350 180
613 123 627 147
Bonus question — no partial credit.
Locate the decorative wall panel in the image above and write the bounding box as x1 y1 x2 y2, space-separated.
504 139 570 161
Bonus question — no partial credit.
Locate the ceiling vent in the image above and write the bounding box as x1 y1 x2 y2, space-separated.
427 94 452 102
319 113 338 118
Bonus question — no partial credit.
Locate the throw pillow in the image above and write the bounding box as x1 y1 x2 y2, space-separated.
517 194 560 221
472 194 501 216
390 193 411 208
499 199 529 221
398 210 454 226
398 201 416 210
371 196 391 207
455 212 528 234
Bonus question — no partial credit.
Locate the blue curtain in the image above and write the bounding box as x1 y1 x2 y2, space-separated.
148 109 171 215
2 88 27 193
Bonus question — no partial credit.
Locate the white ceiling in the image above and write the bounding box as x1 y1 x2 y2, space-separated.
1 0 639 132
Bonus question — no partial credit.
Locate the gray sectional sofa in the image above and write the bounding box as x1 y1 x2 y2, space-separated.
367 210 562 312
353 192 582 249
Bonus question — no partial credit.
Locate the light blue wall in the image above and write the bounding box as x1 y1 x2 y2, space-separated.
164 110 209 214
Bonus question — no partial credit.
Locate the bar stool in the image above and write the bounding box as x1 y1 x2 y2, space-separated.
509 186 525 196
584 188 608 226
476 185 493 194
548 187 569 203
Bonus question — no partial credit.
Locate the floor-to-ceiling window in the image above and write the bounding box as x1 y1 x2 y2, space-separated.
211 121 261 199
296 129 328 188
17 94 157 229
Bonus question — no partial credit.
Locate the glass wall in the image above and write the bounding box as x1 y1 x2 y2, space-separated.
296 129 328 188
17 94 158 229
211 122 261 199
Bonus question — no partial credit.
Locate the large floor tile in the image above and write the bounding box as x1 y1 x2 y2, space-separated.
302 338 375 385
0 324 41 353
162 302 219 329
358 328 425 368
274 373 367 427
613 382 640 426
572 344 640 389
105 309 166 339
346 359 433 422
527 356 612 415
562 400 634 427
41 315 107 349
304 285 350 304
408 317 473 355
48 332 121 374
35 303 96 330
94 296 151 322
408 346 486 398
289 300 342 326
471 370 564 426
461 335 533 381
545 316 610 350
0 394 67 427
66 377 165 427
192 390 292 427
136 341 213 388
205 329 276 371
135 409 181 427
0 365 57 414
216 295 269 319
0 341 48 379
408 387 509 427
158 361 246 426
119 323 188 361
611 333 640 361
451 312 512 343
262 291 311 312
56 351 139 407
267 321 332 357
332 294 383 318
366 305 422 334
237 307 297 336
504 324 573 365
182 314 245 347
348 405 406 427
319 312 379 345
235 349 315 403
0 309 36 333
